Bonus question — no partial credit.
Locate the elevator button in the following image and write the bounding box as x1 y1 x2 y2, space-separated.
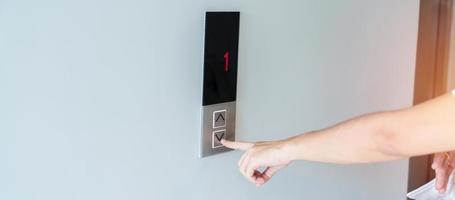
212 129 226 148
213 110 226 128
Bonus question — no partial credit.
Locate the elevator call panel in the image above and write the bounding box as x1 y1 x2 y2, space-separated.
200 12 239 157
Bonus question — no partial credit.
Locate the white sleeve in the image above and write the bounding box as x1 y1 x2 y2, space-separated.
452 89 455 96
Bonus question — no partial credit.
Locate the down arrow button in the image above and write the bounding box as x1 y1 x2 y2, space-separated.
212 129 226 148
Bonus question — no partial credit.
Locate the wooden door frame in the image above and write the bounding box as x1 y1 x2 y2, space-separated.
407 0 453 195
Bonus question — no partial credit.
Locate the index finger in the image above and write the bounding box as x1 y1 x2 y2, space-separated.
221 139 253 150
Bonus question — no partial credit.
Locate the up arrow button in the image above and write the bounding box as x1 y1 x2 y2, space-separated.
213 110 226 128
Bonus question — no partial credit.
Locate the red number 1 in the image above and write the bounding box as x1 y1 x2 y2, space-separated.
224 51 229 72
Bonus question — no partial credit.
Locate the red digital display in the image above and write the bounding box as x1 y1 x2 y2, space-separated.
224 51 229 72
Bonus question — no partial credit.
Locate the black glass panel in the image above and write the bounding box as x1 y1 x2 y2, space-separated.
202 12 240 106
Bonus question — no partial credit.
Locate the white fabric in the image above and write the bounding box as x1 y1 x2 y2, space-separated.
407 173 455 200
452 89 455 96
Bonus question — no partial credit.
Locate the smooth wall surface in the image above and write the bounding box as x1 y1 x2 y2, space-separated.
0 0 419 199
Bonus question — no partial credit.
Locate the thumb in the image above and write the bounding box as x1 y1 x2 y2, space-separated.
221 139 253 151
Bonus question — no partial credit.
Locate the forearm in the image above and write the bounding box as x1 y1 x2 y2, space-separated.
283 112 402 164
283 93 455 164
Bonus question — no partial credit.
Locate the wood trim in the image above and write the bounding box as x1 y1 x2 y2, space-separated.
434 0 453 95
408 0 453 196
447 2 455 90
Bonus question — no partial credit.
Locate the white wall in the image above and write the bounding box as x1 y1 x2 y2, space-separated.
0 0 419 199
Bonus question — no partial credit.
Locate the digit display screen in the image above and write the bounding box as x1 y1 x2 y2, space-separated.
202 12 240 106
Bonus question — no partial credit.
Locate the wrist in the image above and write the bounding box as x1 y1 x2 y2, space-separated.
281 136 300 161
282 131 319 161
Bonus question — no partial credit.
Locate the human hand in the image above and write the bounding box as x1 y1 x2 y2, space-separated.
221 139 293 187
432 151 455 193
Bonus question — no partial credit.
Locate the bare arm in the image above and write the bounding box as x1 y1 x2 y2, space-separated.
222 92 455 186
288 92 455 163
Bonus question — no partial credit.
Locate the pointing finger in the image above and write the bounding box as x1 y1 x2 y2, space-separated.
221 139 254 151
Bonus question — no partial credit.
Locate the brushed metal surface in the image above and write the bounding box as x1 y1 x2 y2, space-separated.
200 101 236 157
